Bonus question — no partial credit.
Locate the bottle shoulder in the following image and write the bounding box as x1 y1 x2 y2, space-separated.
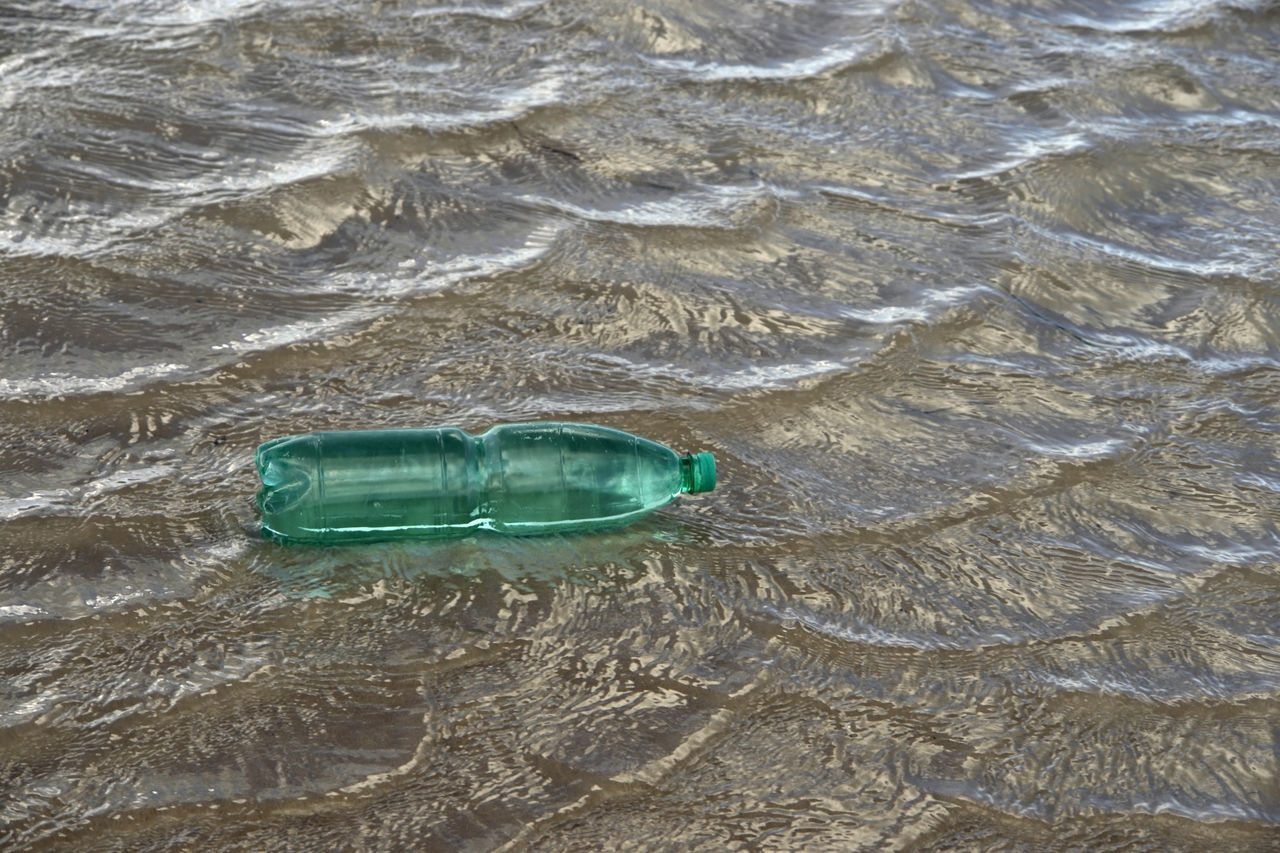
481 422 673 456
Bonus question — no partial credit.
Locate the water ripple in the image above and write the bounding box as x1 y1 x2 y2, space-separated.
3 0 1279 848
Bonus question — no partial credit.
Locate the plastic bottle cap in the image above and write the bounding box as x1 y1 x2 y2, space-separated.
682 452 716 493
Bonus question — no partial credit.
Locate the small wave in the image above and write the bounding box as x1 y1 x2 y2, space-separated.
208 232 563 357
0 224 565 401
766 602 1027 651
1172 540 1280 567
1034 666 1280 706
0 635 277 731
1 138 360 260
1067 331 1280 377
710 358 854 392
815 182 1012 229
537 280 983 396
581 351 858 396
1020 436 1130 461
519 181 792 230
69 0 265 30
642 34 883 82
1024 219 1270 280
1053 0 1230 35
317 70 568 135
0 537 250 630
408 0 546 20
838 283 990 324
0 461 177 521
210 308 382 356
207 229 567 355
2 202 189 260
0 603 50 624
0 363 191 402
176 137 360 205
955 778 1278 828
943 130 1094 186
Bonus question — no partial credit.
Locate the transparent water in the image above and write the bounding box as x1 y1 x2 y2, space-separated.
2 0 1278 849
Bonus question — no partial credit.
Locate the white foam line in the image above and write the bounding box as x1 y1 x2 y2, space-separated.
2 206 190 260
770 603 1022 651
814 182 1012 228
1037 667 1280 705
164 139 359 201
136 0 265 27
317 71 567 135
1023 436 1129 460
0 603 49 623
0 363 191 402
839 283 989 324
1085 331 1191 361
947 131 1092 184
584 351 855 394
520 182 778 229
1025 219 1266 279
1191 352 1280 376
1060 0 1218 34
409 0 545 20
81 588 155 612
54 0 264 37
0 462 177 521
1174 541 1280 566
210 308 381 355
643 35 877 82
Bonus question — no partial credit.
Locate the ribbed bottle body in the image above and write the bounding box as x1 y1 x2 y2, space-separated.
256 428 477 544
255 422 703 544
481 422 681 534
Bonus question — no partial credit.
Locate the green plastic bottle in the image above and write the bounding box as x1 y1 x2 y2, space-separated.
255 422 716 544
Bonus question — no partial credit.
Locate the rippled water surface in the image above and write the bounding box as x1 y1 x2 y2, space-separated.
3 0 1280 849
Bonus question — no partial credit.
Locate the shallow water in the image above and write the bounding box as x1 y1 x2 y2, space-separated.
2 0 1279 849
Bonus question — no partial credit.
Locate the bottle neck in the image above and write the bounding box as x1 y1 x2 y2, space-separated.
679 452 716 493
